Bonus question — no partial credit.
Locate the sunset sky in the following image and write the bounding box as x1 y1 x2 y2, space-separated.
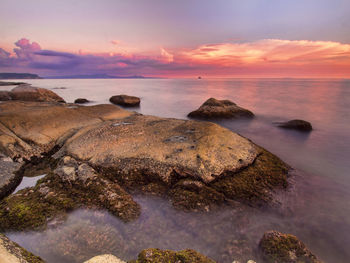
0 0 349 78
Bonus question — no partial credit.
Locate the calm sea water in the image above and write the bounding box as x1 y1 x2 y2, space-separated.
4 78 350 262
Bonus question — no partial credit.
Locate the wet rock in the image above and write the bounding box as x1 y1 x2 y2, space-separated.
0 154 21 200
84 254 126 263
0 101 133 159
0 233 44 262
10 84 66 103
276 120 313 132
75 98 90 104
134 248 215 263
109 94 140 107
188 98 254 119
0 158 140 231
259 231 321 263
0 91 12 101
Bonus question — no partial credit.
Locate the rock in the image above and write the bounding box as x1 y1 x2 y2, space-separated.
0 233 44 262
259 231 321 263
84 254 126 263
188 98 254 119
134 248 215 263
109 94 140 107
276 120 313 132
10 84 66 103
0 91 12 101
0 81 26 86
0 101 133 159
0 154 21 200
75 98 90 104
0 158 140 231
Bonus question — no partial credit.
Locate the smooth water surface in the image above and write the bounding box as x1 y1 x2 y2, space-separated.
4 78 350 262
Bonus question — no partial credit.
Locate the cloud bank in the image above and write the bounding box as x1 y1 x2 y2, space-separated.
0 38 349 77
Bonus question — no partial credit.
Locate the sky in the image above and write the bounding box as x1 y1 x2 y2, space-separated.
0 0 349 78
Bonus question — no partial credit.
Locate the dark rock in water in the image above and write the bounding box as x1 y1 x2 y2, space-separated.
259 231 321 263
0 154 21 200
0 91 12 101
188 98 254 119
133 248 215 263
10 85 66 103
0 81 26 86
110 94 140 107
277 119 313 132
0 233 44 262
75 98 90 104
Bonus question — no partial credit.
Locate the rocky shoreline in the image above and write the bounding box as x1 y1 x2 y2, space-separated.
0 85 320 262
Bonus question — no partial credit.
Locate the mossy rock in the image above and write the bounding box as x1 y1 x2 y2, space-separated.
259 231 321 263
133 248 215 263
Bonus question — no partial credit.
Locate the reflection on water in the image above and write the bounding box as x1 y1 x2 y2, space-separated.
13 174 46 194
4 78 350 262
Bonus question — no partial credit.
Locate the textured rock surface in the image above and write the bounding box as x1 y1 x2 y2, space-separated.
188 98 254 119
0 101 133 159
110 95 140 107
0 158 140 231
259 231 321 263
0 154 21 200
132 248 215 263
0 233 44 263
277 120 313 132
85 254 126 263
0 91 12 101
60 114 259 184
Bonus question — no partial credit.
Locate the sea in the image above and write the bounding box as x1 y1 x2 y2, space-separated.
2 78 350 263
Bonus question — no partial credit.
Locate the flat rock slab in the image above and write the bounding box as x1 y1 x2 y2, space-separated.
188 98 254 119
0 101 133 159
61 114 259 184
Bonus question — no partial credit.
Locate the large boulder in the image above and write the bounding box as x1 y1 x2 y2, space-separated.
0 154 21 200
110 94 140 107
188 98 254 119
133 248 215 263
259 231 321 263
276 120 313 132
0 233 44 263
0 101 133 159
10 85 66 103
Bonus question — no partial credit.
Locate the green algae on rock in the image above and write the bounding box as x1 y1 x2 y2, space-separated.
0 157 140 231
132 248 215 263
0 233 44 263
259 231 321 263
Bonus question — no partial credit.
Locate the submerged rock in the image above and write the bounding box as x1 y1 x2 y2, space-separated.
110 94 140 107
10 84 66 103
132 248 215 263
276 120 313 132
0 154 21 200
0 233 44 263
259 231 321 263
0 158 140 231
84 254 126 263
75 98 90 104
188 98 254 119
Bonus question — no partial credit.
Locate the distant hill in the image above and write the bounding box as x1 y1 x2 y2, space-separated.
0 73 41 79
45 74 149 79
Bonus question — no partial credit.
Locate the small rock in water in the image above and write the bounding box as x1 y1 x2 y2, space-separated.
84 254 126 263
276 119 313 132
74 98 90 104
109 94 140 107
